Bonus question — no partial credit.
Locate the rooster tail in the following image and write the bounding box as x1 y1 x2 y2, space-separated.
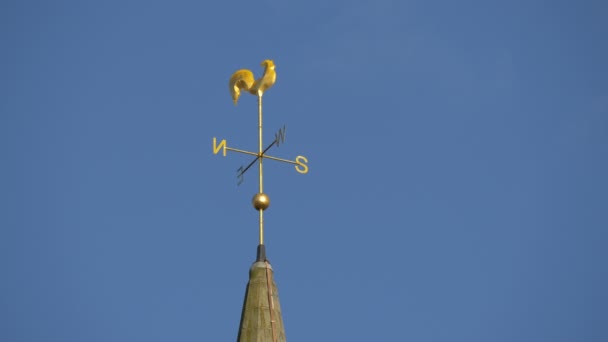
229 69 255 105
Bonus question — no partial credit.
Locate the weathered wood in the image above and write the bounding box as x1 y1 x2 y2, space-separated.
237 261 286 342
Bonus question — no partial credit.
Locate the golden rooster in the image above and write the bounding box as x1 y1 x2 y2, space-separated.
229 59 276 105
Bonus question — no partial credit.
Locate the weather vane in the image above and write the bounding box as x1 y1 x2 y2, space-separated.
212 59 308 261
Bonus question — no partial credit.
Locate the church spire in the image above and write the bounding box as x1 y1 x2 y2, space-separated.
237 261 286 342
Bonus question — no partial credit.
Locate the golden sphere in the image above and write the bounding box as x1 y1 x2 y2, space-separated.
252 193 270 211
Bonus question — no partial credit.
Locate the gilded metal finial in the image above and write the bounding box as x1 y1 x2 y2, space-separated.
213 59 308 259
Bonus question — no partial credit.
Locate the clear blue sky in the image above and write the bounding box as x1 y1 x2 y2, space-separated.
1 1 607 341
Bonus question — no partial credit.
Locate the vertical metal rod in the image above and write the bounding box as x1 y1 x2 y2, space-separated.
258 94 263 192
258 93 264 246
259 210 264 246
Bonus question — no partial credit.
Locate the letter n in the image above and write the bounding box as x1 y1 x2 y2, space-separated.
212 137 227 156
